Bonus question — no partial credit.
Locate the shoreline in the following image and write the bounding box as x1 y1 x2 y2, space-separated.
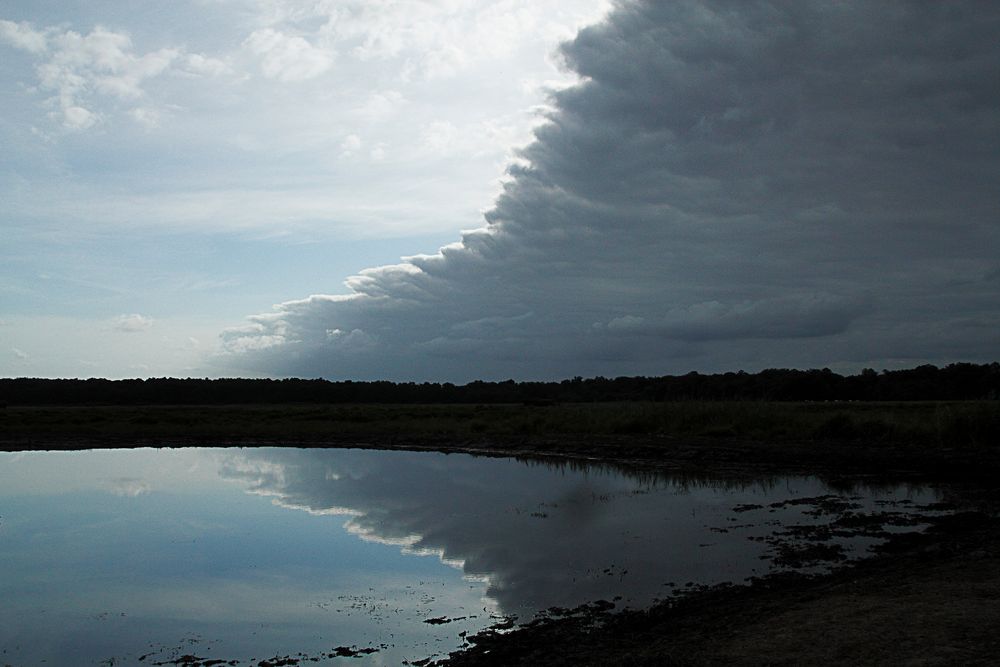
3 429 997 485
3 401 998 482
435 508 1000 666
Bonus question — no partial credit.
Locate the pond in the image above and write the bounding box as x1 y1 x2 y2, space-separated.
0 447 950 666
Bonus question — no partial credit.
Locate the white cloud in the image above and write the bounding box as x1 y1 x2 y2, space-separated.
244 28 333 81
41 27 178 111
181 53 230 77
0 19 47 53
313 0 611 81
354 89 405 121
61 105 98 129
339 133 362 157
1 1 608 245
419 120 457 154
419 119 522 158
224 332 287 354
114 313 154 332
11 347 29 360
129 106 161 128
3 24 179 129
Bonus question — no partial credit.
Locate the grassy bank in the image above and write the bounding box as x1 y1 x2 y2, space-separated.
2 400 997 445
3 401 998 479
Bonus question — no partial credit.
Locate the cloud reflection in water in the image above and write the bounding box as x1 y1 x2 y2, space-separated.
218 448 868 617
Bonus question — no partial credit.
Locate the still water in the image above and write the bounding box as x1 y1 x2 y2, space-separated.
0 447 946 666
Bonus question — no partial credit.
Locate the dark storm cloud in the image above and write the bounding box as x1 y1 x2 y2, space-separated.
221 0 1000 380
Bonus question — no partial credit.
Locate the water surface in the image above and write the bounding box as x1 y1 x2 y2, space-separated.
0 447 947 665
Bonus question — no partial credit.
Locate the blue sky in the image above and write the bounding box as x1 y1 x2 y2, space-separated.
1 0 610 377
2 1 998 380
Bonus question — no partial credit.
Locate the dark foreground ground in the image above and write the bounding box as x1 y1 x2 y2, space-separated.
436 510 1000 666
3 401 999 479
2 401 999 665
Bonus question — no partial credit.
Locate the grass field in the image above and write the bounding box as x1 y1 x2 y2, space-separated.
3 400 997 445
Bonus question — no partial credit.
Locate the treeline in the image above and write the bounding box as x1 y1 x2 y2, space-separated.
2 363 999 406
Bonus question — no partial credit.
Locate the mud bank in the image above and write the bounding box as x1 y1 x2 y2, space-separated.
435 509 1000 666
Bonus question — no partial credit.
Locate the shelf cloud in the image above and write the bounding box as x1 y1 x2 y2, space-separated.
220 0 1000 380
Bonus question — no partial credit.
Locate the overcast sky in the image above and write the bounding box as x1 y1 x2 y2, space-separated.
2 0 998 381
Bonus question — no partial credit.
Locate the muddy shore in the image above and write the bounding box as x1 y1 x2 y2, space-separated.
434 509 1000 666
3 403 999 665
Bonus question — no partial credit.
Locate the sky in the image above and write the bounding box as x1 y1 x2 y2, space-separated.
2 0 998 381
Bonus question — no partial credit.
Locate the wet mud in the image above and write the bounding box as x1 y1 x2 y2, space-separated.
134 643 384 666
433 509 1000 665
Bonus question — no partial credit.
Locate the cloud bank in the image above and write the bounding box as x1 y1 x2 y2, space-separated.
221 0 1000 380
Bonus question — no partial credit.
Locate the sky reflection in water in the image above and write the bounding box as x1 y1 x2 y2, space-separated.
0 447 940 665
